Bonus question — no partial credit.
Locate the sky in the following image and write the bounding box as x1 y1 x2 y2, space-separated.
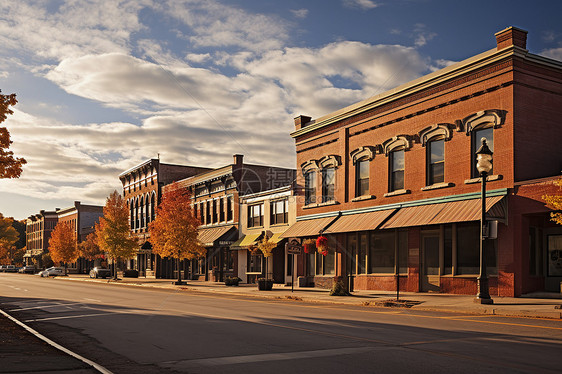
1 0 562 220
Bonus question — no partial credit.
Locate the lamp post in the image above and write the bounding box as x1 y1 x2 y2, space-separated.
474 137 493 304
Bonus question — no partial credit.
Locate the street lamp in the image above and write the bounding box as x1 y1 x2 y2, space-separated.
475 137 493 304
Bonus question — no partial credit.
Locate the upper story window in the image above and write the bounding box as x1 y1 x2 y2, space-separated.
427 138 445 185
193 203 198 219
248 204 264 228
355 159 369 197
305 171 316 205
212 200 218 223
206 201 211 224
462 110 504 178
227 197 233 221
219 198 225 222
390 149 405 192
471 127 493 178
270 199 288 225
321 168 335 203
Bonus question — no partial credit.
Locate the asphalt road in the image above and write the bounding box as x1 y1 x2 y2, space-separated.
1 273 562 374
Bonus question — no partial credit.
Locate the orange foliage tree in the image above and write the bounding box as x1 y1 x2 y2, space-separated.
49 221 79 275
0 90 26 178
543 178 562 226
0 213 19 265
96 191 137 279
149 183 204 285
79 228 105 262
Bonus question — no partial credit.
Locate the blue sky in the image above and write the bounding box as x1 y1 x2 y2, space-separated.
1 0 562 220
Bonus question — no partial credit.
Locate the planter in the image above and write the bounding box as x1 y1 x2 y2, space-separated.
257 278 274 291
225 276 241 286
123 269 139 278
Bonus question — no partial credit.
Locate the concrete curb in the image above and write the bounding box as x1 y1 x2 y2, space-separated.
53 275 562 320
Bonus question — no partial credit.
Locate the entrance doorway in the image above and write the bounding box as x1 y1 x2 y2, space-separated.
421 232 440 291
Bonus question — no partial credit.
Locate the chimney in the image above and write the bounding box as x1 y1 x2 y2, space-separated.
294 115 312 131
233 154 244 166
495 26 528 51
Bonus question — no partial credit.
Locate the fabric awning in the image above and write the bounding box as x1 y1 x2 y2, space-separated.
324 209 397 234
280 216 338 238
380 196 506 229
230 232 262 249
198 225 237 247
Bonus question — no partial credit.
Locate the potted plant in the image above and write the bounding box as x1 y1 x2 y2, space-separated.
303 239 315 254
316 235 328 256
225 276 241 286
256 235 276 291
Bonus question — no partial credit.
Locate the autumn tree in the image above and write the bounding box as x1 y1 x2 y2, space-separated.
149 183 205 285
49 221 79 275
0 213 19 265
543 178 562 225
0 90 26 178
96 191 137 280
79 228 104 263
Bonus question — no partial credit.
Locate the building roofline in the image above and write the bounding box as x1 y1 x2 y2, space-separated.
291 46 562 138
240 185 293 200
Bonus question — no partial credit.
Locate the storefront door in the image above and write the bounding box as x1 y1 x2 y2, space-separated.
421 232 440 291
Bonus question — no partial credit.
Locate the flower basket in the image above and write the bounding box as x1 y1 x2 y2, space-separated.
258 236 276 258
316 235 328 256
225 276 241 286
303 239 315 254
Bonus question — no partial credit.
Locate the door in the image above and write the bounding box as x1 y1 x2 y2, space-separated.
421 233 440 292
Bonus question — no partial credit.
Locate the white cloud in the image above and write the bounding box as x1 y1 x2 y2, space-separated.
413 24 436 47
540 48 562 61
290 9 309 19
343 0 379 10
186 53 212 63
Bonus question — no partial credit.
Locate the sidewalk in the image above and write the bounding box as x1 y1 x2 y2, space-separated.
60 274 562 320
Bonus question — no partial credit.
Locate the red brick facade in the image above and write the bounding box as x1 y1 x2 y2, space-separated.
289 27 562 296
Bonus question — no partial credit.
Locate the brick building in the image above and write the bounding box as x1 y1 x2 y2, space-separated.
284 27 562 297
233 184 297 284
119 158 211 277
24 209 59 267
56 201 104 273
168 154 295 282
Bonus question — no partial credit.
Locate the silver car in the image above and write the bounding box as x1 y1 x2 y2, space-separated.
39 267 64 277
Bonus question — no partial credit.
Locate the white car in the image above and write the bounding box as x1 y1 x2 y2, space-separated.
39 267 64 277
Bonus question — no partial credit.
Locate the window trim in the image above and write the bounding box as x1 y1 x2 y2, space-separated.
426 137 445 186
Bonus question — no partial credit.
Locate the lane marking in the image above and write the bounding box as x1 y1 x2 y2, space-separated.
162 346 381 368
24 312 119 322
0 308 113 374
83 298 102 302
10 302 84 311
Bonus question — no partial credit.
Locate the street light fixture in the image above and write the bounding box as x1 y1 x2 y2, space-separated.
475 137 493 304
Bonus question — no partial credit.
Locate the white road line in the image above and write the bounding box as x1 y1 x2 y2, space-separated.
10 302 84 311
83 298 102 302
0 308 113 374
162 347 383 368
24 312 118 322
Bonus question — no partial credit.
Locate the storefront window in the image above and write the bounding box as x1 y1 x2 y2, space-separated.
369 230 395 273
307 252 315 276
444 225 453 274
358 233 367 274
398 230 408 274
248 252 262 273
348 234 357 275
325 245 335 275
548 235 562 276
457 223 480 275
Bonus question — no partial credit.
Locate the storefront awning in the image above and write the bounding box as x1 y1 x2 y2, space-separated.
380 196 506 229
230 232 262 250
198 225 237 247
267 232 285 244
280 216 338 238
324 209 397 234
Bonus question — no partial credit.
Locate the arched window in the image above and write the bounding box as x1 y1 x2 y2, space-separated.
151 193 156 222
139 196 145 228
382 136 411 193
350 147 375 198
134 198 139 230
145 194 150 224
463 110 505 178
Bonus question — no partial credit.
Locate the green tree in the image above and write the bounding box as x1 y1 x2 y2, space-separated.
149 183 205 285
543 178 562 226
96 191 137 280
0 90 26 178
49 221 79 275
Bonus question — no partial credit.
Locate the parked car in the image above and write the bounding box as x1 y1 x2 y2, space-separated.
89 267 111 279
19 266 36 274
0 265 6 272
4 265 17 273
39 267 64 277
